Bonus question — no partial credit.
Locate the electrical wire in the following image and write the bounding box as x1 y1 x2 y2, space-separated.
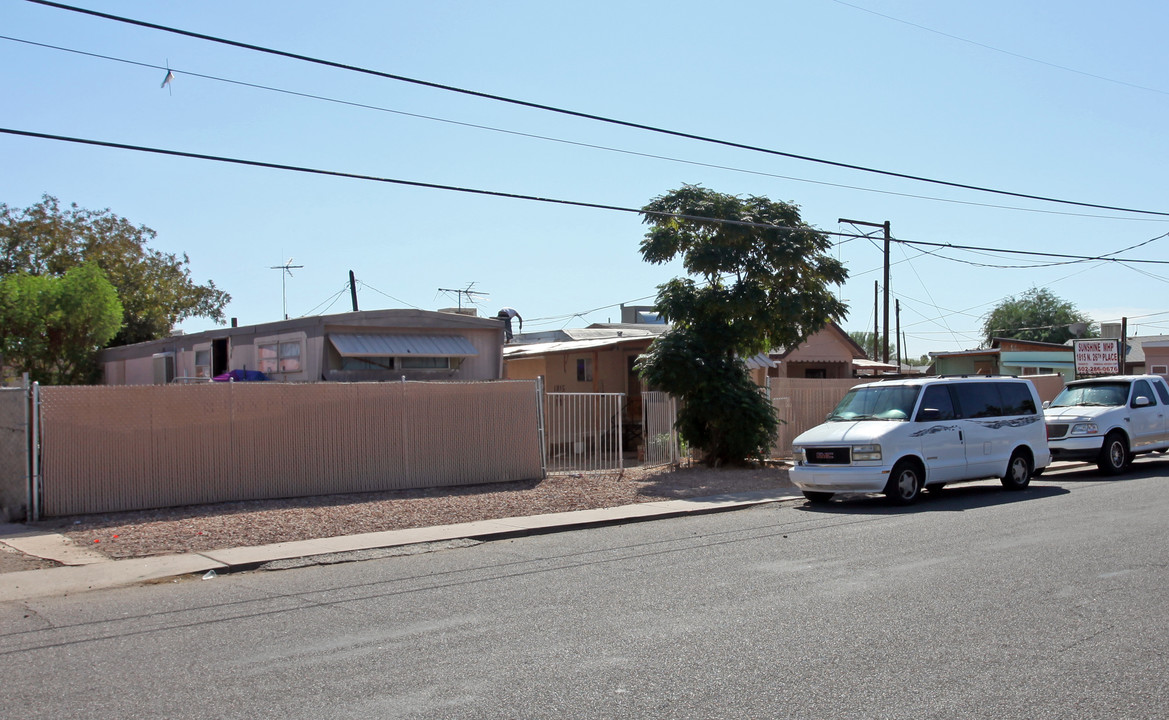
22 0 1169 219
6 127 1169 271
358 281 421 309
829 0 1169 97
7 34 1163 225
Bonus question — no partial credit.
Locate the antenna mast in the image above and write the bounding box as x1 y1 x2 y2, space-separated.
270 257 304 319
437 282 489 311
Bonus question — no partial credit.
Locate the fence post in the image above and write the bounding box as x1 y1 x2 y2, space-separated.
535 376 547 478
29 379 41 522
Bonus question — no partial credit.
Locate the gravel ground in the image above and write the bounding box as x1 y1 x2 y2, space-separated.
0 463 796 572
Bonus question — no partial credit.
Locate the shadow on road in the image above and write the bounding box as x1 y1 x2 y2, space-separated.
1034 454 1169 483
794 483 1068 515
796 453 1169 515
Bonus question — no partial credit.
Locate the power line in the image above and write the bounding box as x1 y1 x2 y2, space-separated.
6 126 1169 270
5 34 1162 224
830 0 1169 97
23 0 1169 219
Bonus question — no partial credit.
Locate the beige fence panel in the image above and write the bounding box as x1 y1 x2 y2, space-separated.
544 392 624 473
641 391 679 467
38 381 543 517
0 385 30 522
770 378 866 458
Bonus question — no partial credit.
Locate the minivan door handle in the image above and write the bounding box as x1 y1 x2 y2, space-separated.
959 430 964 442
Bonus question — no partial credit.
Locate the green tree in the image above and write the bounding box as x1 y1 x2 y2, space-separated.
637 185 848 466
0 262 123 384
847 330 900 362
982 287 1096 346
0 195 230 346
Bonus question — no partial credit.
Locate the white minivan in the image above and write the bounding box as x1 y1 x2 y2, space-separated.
790 376 1051 505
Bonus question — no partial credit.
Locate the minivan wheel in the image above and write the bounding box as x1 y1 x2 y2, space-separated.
884 461 922 505
1097 432 1129 475
803 491 833 505
1001 451 1032 491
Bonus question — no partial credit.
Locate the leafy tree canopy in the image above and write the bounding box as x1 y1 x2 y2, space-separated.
982 287 1096 346
637 185 848 466
0 195 230 346
0 262 123 384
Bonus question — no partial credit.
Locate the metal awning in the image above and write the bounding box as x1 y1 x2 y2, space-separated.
328 333 479 358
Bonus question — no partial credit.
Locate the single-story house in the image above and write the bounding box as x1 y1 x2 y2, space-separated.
97 308 506 385
767 323 872 378
931 337 1076 380
1121 334 1169 375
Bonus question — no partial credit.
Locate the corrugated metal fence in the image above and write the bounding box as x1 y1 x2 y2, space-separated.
38 381 544 517
769 378 866 457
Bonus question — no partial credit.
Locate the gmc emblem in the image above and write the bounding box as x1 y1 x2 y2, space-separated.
814 451 835 460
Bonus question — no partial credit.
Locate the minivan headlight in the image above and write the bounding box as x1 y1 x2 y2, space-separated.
1070 422 1099 436
852 444 882 461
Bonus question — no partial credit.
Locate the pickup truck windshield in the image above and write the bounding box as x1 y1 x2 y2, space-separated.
1049 382 1129 408
828 385 921 421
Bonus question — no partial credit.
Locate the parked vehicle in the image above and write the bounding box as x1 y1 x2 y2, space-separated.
1043 374 1169 474
790 376 1050 505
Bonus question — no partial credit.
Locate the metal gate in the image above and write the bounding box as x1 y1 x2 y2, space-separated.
641 391 680 466
543 392 624 473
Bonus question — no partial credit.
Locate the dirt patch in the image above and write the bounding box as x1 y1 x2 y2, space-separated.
16 463 795 563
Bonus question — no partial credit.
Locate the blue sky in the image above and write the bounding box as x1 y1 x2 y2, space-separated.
3 0 1168 355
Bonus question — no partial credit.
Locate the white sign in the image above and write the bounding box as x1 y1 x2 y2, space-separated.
1074 338 1121 377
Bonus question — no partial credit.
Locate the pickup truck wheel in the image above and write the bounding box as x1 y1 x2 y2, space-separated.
1001 451 1032 490
802 491 833 505
884 461 922 505
1097 432 1129 475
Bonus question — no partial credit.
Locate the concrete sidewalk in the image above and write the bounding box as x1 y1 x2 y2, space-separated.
0 489 800 603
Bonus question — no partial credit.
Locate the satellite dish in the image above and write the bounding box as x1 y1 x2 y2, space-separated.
1068 322 1088 337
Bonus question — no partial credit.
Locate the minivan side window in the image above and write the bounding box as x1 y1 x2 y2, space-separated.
916 385 957 421
1131 379 1155 407
999 382 1037 415
952 382 1004 418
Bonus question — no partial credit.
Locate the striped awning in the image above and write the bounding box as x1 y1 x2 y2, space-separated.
328 333 479 358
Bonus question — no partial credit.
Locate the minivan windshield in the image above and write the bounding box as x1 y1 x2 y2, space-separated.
1048 381 1129 408
827 385 921 421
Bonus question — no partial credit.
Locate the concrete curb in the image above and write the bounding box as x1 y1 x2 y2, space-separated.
0 490 803 602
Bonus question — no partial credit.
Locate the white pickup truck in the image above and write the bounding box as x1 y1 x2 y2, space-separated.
1044 374 1169 474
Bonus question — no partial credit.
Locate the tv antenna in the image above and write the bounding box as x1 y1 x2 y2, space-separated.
270 257 304 319
437 282 489 311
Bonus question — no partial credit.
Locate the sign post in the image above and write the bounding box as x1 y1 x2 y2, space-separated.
1073 338 1121 379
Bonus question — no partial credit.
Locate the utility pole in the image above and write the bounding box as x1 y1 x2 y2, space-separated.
349 270 359 312
872 281 879 361
895 299 902 372
840 218 892 363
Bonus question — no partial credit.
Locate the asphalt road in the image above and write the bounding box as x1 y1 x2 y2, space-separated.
3 460 1168 719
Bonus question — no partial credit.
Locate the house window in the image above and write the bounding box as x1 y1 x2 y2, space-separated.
194 349 211 378
258 341 302 374
804 368 827 379
1153 365 1168 376
400 356 450 369
341 356 394 371
577 358 593 382
338 356 455 371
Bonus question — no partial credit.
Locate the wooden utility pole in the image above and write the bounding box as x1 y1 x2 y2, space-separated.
896 299 902 371
873 281 879 360
840 218 892 362
349 270 359 312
